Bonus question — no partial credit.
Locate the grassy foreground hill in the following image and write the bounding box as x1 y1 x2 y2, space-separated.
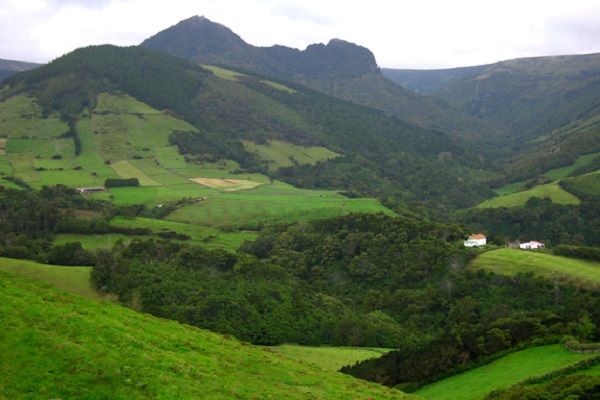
0 270 413 399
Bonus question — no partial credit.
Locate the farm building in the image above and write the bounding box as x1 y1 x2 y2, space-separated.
76 187 105 194
519 241 545 250
464 234 487 247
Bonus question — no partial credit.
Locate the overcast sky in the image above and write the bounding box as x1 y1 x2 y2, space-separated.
1 0 600 69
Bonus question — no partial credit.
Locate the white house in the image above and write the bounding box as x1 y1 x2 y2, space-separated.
519 241 545 250
464 234 487 247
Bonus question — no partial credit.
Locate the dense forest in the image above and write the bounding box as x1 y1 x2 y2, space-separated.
90 212 600 390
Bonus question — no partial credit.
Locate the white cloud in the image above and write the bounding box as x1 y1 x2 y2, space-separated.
0 0 599 68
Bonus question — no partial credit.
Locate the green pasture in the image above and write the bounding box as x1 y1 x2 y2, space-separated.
267 344 391 372
477 182 580 208
0 271 413 399
166 183 393 228
493 180 528 196
243 139 339 171
545 152 600 180
415 344 596 400
109 217 257 250
0 257 102 300
470 248 600 288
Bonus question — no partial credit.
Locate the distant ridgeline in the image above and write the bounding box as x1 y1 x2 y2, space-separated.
1 44 493 209
384 53 600 183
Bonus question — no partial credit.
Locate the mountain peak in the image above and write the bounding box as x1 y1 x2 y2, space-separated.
142 16 380 78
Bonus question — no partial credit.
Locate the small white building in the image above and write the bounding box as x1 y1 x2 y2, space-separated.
464 234 487 247
519 241 545 250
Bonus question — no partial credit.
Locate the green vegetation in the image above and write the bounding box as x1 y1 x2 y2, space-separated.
477 182 580 208
166 183 392 228
457 197 600 247
243 139 339 171
0 257 101 300
469 248 600 288
415 345 596 400
201 64 245 81
561 170 600 199
110 160 160 186
2 44 495 209
544 152 600 180
0 271 412 399
493 180 527 196
267 345 391 372
109 216 257 250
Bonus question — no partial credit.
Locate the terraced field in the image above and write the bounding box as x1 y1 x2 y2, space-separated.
470 248 600 288
415 345 596 400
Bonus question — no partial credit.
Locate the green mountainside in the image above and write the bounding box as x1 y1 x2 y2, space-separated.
141 16 507 158
0 270 413 399
1 44 493 209
384 53 600 181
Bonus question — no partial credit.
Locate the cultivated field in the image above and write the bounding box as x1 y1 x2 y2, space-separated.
470 248 600 287
267 344 391 372
190 177 262 191
477 182 580 208
0 271 414 399
415 344 596 400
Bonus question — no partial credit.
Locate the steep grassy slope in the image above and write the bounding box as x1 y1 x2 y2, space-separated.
470 248 600 288
414 345 596 400
141 16 507 157
0 270 413 399
0 44 494 208
0 257 101 300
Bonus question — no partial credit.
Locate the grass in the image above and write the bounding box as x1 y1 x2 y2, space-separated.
54 233 147 250
243 139 339 171
202 64 246 81
562 169 600 198
415 345 596 400
470 248 600 288
266 344 392 372
166 182 393 229
260 80 297 94
0 271 413 399
0 257 103 300
477 182 580 208
54 218 258 252
493 180 528 196
544 152 600 180
109 216 258 250
110 160 161 186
